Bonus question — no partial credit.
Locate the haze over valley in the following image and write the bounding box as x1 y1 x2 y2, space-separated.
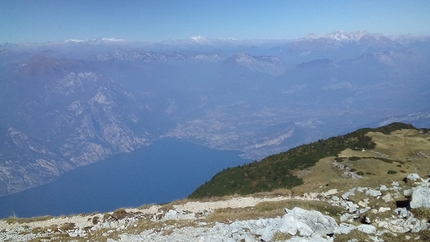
1 31 429 206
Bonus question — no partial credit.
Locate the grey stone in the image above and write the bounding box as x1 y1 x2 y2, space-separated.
406 173 421 182
410 186 430 208
324 189 338 196
381 193 394 202
378 207 391 213
334 223 356 234
403 189 413 197
286 235 332 242
380 185 388 191
365 189 381 197
395 207 411 218
342 188 356 200
280 207 338 237
356 224 376 234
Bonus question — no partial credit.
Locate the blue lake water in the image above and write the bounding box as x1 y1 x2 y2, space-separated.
0 138 250 218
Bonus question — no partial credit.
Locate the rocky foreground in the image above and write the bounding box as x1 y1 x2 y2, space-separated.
1 173 430 242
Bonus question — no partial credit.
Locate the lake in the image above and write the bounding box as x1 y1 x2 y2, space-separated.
0 138 250 218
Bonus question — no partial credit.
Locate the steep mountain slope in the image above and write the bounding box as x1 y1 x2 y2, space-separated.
0 31 429 197
0 57 150 195
189 122 429 198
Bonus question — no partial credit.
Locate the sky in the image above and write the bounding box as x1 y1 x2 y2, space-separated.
1 0 430 43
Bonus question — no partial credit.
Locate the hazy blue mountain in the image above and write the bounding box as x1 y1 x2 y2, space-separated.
0 31 429 196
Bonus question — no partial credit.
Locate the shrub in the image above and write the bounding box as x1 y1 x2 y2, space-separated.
92 216 100 225
111 208 128 221
387 170 397 174
60 222 75 231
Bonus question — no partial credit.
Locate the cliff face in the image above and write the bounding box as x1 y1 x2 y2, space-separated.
0 67 149 195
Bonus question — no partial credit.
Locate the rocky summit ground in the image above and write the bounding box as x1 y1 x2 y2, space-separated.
1 172 430 242
1 127 430 241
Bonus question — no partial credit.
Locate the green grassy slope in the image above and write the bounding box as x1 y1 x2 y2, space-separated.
188 122 419 199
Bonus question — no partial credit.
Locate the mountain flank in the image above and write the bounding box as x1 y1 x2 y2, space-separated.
189 122 426 198
1 122 430 241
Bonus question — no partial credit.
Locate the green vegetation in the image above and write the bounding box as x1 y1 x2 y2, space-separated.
190 122 415 199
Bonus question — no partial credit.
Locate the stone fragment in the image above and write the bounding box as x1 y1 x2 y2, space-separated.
324 189 338 196
378 207 391 213
342 188 355 200
381 193 394 203
403 189 413 197
345 201 358 213
334 223 356 234
356 224 376 234
279 207 338 237
410 186 430 208
395 207 411 218
406 173 421 182
365 189 381 197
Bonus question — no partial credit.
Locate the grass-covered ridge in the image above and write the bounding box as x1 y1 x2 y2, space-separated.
188 122 419 199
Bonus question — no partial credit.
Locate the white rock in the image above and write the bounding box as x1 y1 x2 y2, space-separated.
380 185 388 191
410 186 430 208
391 181 399 187
381 193 394 203
345 201 358 213
163 210 179 220
324 189 338 196
395 208 410 218
359 207 371 214
403 189 413 197
365 189 381 197
280 207 338 237
378 207 391 213
341 188 356 200
334 223 356 234
357 187 367 192
286 235 332 242
356 224 376 234
406 173 421 182
358 200 367 207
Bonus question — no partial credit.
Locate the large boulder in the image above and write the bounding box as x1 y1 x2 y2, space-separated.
410 186 430 208
279 207 338 237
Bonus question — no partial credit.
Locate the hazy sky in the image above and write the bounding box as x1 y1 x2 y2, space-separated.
2 0 430 43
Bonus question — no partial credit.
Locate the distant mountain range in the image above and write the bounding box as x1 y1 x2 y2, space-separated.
0 31 429 196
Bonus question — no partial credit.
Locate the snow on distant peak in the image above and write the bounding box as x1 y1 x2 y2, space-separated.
64 37 126 43
303 30 381 42
189 35 208 42
100 37 126 42
65 39 86 43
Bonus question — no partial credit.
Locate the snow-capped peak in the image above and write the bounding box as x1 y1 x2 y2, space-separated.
65 39 86 43
303 30 379 42
189 35 208 42
100 37 126 42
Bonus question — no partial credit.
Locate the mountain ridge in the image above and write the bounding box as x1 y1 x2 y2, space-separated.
0 30 429 198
